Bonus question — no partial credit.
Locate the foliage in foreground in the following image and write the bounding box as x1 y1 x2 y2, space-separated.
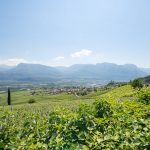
138 89 150 105
0 99 150 150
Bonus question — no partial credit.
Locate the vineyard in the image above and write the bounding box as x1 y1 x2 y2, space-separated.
0 85 150 149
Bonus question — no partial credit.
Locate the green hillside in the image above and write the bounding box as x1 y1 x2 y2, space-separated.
138 75 150 84
0 85 150 149
0 88 108 106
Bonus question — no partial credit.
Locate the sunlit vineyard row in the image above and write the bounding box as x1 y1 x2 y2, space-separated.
0 85 150 149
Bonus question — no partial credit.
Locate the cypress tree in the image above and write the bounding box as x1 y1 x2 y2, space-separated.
7 88 11 105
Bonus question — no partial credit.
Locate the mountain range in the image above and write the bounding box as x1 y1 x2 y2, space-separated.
0 63 149 83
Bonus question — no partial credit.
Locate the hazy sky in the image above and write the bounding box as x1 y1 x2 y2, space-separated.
0 0 150 67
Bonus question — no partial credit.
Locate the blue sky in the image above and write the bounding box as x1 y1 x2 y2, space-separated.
0 0 150 67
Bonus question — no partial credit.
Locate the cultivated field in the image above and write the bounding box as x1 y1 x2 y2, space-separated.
0 85 150 149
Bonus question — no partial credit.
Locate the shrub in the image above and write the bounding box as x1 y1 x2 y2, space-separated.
138 90 150 105
77 90 88 96
131 79 143 89
94 99 112 118
28 99 36 104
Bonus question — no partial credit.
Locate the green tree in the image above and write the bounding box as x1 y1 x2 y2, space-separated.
7 88 11 105
131 79 143 89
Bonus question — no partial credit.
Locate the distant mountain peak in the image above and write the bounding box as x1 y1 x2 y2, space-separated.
0 62 149 82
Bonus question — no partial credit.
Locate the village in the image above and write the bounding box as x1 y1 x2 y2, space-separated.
30 86 99 96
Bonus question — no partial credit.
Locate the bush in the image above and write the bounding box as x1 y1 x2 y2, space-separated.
94 99 112 118
77 90 88 96
131 79 143 89
28 99 36 104
138 90 150 105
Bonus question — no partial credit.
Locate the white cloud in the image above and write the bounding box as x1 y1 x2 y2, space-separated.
54 56 65 61
0 58 27 66
71 49 93 58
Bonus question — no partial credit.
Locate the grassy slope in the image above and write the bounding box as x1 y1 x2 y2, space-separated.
0 85 150 149
0 88 110 112
0 85 149 111
0 85 142 105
